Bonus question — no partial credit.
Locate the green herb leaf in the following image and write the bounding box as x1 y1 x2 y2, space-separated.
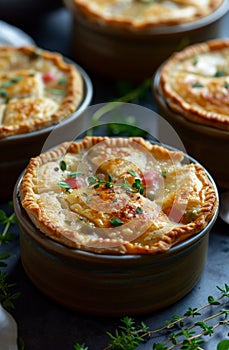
193 58 198 66
1 81 13 88
69 171 83 178
136 207 143 214
74 344 89 350
58 181 71 190
192 82 204 88
215 70 226 77
60 160 67 171
58 78 68 85
208 295 221 305
224 82 229 89
217 340 229 350
0 89 7 97
0 252 10 260
11 76 23 83
110 218 124 227
161 170 166 178
50 89 65 95
128 169 137 177
88 176 97 186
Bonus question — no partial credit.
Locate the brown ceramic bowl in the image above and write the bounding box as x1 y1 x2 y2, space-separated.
13 146 218 316
64 0 228 80
0 64 92 200
153 68 229 190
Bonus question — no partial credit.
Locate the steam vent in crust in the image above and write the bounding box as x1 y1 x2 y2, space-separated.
20 137 218 255
159 39 229 131
0 46 83 138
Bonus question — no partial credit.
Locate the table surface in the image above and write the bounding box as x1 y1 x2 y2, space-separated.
1 5 229 350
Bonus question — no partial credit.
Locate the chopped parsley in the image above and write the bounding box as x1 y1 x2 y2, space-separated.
161 170 167 178
58 78 68 85
87 174 145 195
224 82 229 89
58 181 72 193
0 89 7 97
11 76 23 83
192 58 198 66
136 207 143 214
50 89 65 95
128 169 138 177
60 160 67 171
0 76 24 103
69 171 83 178
192 82 204 88
1 81 13 88
214 70 226 78
131 178 144 195
110 218 124 227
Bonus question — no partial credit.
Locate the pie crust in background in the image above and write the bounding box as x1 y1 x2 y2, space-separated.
0 46 83 138
159 39 229 131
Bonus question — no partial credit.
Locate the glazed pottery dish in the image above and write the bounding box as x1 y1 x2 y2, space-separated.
64 0 228 80
0 46 93 198
153 38 229 189
14 136 218 315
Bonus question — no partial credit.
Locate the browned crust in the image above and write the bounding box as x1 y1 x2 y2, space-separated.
20 136 218 255
70 0 223 29
159 39 229 131
0 46 83 138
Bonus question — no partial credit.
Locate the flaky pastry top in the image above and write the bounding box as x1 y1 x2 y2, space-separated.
159 39 229 130
69 0 223 29
20 136 218 255
0 46 83 138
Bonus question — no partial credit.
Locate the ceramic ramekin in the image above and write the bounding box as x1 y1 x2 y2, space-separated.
64 0 228 80
13 148 218 316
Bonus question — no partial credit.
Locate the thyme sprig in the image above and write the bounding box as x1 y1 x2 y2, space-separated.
0 273 20 311
74 284 229 350
0 209 17 246
88 172 145 195
0 206 20 310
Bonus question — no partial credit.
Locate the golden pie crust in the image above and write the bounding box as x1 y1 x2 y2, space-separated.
20 136 217 255
159 39 229 131
0 46 83 138
69 0 223 29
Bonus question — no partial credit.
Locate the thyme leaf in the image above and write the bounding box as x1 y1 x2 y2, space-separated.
110 218 124 227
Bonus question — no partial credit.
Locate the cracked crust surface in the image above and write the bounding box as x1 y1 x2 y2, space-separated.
0 46 83 138
20 136 218 255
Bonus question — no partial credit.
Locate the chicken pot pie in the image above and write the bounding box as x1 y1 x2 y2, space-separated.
0 46 83 138
68 0 223 29
20 136 218 255
159 39 229 131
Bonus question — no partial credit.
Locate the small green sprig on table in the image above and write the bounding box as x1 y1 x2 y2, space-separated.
0 204 20 311
74 284 229 350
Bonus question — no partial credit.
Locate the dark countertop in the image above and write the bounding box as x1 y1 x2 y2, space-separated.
0 5 229 350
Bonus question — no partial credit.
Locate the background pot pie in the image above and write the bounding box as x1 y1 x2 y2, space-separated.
0 46 83 138
20 136 218 255
158 39 229 131
69 0 223 28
